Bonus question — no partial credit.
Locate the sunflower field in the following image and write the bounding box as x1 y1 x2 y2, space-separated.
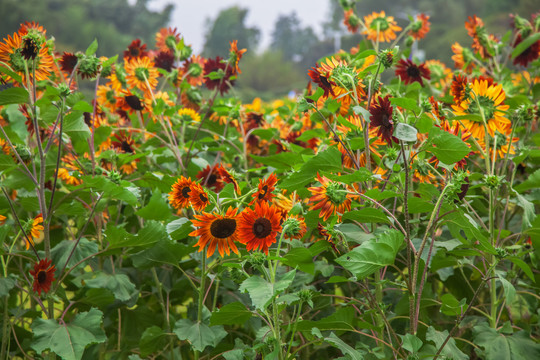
0 3 540 360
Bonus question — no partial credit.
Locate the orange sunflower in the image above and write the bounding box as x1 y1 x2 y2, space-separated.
124 56 159 93
190 207 240 257
409 13 430 40
169 176 195 210
308 174 353 221
451 42 475 73
155 27 182 53
182 55 206 86
0 214 6 226
229 40 247 75
282 215 307 240
0 31 54 85
189 183 211 211
425 60 452 90
96 83 120 113
27 214 44 250
250 173 278 205
452 78 511 139
30 258 55 295
362 11 402 43
238 201 282 254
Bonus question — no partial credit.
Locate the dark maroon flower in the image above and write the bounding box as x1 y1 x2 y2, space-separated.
308 66 335 97
369 95 396 145
125 95 144 111
512 34 540 67
30 258 55 295
395 59 431 86
60 52 78 74
123 39 148 61
203 56 235 95
153 50 175 72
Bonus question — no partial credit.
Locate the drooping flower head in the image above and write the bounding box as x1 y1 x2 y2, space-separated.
308 174 353 221
197 164 224 192
451 42 475 73
465 15 494 59
216 164 240 194
369 95 396 145
343 9 360 33
30 258 55 295
190 207 240 257
238 201 282 254
189 183 211 212
395 58 431 86
452 77 511 139
308 65 336 98
169 176 196 210
153 50 175 72
451 75 469 104
229 40 247 75
250 173 278 205
282 215 307 240
409 13 431 40
362 11 402 43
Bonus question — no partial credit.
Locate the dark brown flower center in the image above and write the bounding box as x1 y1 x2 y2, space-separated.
407 65 421 78
21 38 39 60
258 185 268 199
199 193 208 203
121 140 134 153
253 218 272 238
37 270 47 284
210 218 237 238
125 95 144 110
207 174 217 186
181 186 191 198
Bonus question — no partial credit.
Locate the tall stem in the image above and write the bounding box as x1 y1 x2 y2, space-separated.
194 250 207 360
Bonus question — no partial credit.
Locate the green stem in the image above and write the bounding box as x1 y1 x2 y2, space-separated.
1 298 9 360
194 250 207 360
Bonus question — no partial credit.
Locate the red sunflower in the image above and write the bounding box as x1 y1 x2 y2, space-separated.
30 258 55 295
169 176 195 210
123 39 148 61
216 165 240 194
409 13 431 40
513 33 540 67
395 59 431 86
308 174 353 221
250 173 278 205
197 164 224 192
189 183 211 212
189 207 240 257
203 56 235 95
238 201 282 254
369 95 396 145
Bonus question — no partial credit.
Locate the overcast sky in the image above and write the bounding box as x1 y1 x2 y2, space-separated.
147 0 330 53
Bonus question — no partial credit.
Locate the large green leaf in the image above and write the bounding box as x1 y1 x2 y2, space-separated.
51 238 98 270
250 152 303 170
429 126 471 165
341 208 390 224
473 323 540 360
311 329 364 360
84 273 137 302
135 190 173 221
390 97 421 114
0 275 16 297
426 326 469 360
239 270 296 311
31 308 106 360
210 301 252 326
296 306 373 332
139 326 167 358
82 176 140 207
0 87 29 105
106 221 166 250
131 240 191 269
173 319 227 352
282 247 315 274
336 230 403 279
514 169 540 193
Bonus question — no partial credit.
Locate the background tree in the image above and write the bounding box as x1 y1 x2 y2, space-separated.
270 12 318 63
202 6 260 58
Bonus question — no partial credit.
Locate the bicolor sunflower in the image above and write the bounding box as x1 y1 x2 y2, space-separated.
0 31 53 85
282 215 307 240
216 165 240 194
96 84 119 113
229 40 247 75
155 27 182 53
362 11 402 43
169 176 195 210
178 107 201 123
124 56 159 93
452 78 511 139
197 164 224 192
123 39 148 61
409 13 430 40
203 56 235 95
238 201 282 254
190 207 240 257
30 258 56 295
369 95 396 145
425 60 452 90
250 173 278 205
308 174 353 221
189 183 211 211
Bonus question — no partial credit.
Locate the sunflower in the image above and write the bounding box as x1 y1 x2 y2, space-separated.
96 84 119 113
27 214 44 250
362 11 402 43
343 9 360 33
425 60 452 90
190 207 240 257
308 65 336 98
125 56 159 93
465 15 493 59
369 95 396 145
282 215 307 240
216 164 240 194
203 56 235 95
250 173 278 205
197 164 224 192
153 50 175 72
0 214 6 226
412 159 437 184
0 31 53 85
58 168 82 186
30 258 55 295
123 39 148 61
334 114 383 168
409 13 430 40
317 223 340 254
450 75 469 104
169 176 195 210
229 40 247 75
155 27 182 53
178 107 201 123
182 55 205 86
117 89 151 114
189 183 211 211
478 131 519 161
308 174 353 221
452 78 511 139
395 59 431 86
513 33 540 67
238 201 282 254
451 42 475 73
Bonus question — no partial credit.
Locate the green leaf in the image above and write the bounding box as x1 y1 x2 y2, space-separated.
250 152 303 170
173 319 227 352
311 330 364 360
511 32 540 58
306 87 324 103
282 247 315 274
51 238 98 270
297 306 372 332
440 293 468 316
239 270 295 311
508 257 535 282
0 65 22 84
131 240 191 269
140 326 167 358
336 230 403 279
210 302 252 326
474 323 540 360
514 169 540 193
85 39 99 56
82 176 140 207
84 273 137 302
341 208 390 224
426 326 469 360
514 192 536 231
0 275 16 297
401 333 423 353
393 122 418 143
106 221 166 250
31 308 106 360
429 126 471 165
167 217 194 240
135 190 172 221
0 87 29 105
390 97 421 114
498 276 516 304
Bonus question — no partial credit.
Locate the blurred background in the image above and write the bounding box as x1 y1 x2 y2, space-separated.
0 0 537 101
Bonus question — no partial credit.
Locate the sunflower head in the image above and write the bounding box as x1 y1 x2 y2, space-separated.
30 258 56 295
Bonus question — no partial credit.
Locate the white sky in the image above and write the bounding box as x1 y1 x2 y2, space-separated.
147 0 330 54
